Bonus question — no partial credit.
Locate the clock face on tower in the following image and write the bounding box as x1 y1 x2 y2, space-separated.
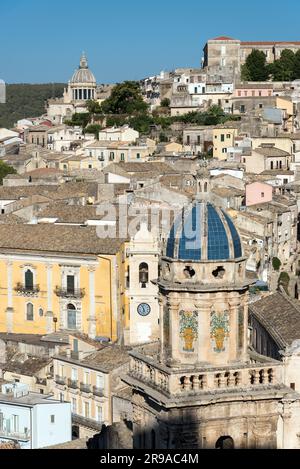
137 303 151 317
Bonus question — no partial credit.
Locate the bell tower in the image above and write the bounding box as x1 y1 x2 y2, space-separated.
124 201 300 450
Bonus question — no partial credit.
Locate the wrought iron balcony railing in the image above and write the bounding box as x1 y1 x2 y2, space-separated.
55 375 66 385
54 286 85 299
14 283 40 295
80 382 91 393
68 379 78 389
93 386 104 397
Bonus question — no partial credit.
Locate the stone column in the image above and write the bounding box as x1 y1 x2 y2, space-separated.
228 296 240 363
46 264 54 334
5 261 14 333
159 298 164 363
88 267 97 339
167 298 180 365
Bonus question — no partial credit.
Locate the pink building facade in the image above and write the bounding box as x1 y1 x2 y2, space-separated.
234 85 273 98
245 182 273 206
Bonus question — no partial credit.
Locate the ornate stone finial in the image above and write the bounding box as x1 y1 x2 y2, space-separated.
80 52 88 69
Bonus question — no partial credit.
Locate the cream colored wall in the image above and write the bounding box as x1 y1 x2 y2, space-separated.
53 358 110 424
252 137 293 155
244 153 265 174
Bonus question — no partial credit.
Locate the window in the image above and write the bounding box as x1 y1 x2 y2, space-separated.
291 383 296 390
197 135 200 145
259 103 263 109
186 135 190 145
88 164 93 169
194 87 198 94
240 105 245 113
226 134 231 139
50 415 55 423
220 134 225 142
26 303 34 321
71 368 78 381
67 304 77 330
139 263 149 288
25 269 33 290
96 406 103 422
120 153 125 161
109 152 114 161
136 153 141 159
259 91 262 97
84 371 90 385
238 91 241 97
67 275 75 294
252 90 255 97
271 161 274 170
72 398 77 413
222 148 227 153
96 375 104 389
261 192 265 198
59 393 64 402
13 415 19 432
39 308 43 317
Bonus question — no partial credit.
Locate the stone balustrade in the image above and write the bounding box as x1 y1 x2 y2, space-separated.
129 356 282 396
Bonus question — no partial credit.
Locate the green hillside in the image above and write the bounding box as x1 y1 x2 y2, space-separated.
0 83 66 128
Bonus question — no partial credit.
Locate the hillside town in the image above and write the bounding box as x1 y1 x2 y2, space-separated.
2 36 300 450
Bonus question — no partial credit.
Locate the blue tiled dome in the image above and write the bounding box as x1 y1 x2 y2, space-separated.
166 201 242 261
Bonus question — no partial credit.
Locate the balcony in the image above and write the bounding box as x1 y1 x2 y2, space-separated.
93 386 104 397
14 283 40 296
72 413 103 432
54 286 85 299
127 352 283 398
0 429 31 441
68 378 78 389
55 375 66 386
80 382 91 394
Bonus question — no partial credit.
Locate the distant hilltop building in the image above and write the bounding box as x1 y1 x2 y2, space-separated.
203 36 300 71
46 53 113 125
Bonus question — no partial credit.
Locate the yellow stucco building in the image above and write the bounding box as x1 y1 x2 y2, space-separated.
213 125 238 160
0 224 128 341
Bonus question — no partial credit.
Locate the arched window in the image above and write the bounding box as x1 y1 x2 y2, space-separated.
25 269 33 290
215 436 234 449
67 303 77 330
271 161 274 170
139 263 149 288
204 182 208 193
26 303 34 321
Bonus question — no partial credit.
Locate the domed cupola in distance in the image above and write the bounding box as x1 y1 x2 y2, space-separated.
69 53 97 102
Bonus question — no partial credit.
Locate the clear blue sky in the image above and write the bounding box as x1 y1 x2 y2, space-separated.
1 0 300 84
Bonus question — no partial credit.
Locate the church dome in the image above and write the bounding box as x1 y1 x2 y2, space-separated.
70 53 96 84
166 201 242 262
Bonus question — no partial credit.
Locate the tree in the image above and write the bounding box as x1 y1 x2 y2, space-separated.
268 50 295 81
0 161 16 184
272 257 281 271
86 100 102 115
64 112 90 128
293 50 300 79
161 98 170 108
243 50 268 81
101 81 148 115
84 124 102 139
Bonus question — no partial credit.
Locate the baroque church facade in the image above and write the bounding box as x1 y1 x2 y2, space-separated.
124 200 300 449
